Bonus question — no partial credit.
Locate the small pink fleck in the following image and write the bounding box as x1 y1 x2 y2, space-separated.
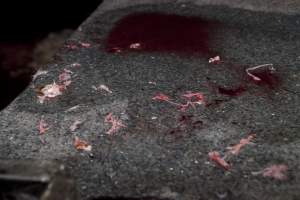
179 92 205 111
59 69 73 88
37 82 63 104
70 120 82 132
152 93 171 101
39 118 49 135
129 43 142 49
208 55 221 64
59 71 71 82
71 63 81 67
182 92 204 103
65 43 78 50
109 47 122 53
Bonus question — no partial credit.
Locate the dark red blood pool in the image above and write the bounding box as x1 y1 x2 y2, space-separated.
105 13 217 56
218 85 246 96
250 70 280 89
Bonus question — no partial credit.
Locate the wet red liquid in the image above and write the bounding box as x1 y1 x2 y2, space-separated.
250 70 280 89
211 63 281 98
105 13 217 56
218 85 246 96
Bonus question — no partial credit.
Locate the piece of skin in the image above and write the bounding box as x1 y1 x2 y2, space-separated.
74 137 92 152
208 151 231 170
262 164 288 180
104 113 126 135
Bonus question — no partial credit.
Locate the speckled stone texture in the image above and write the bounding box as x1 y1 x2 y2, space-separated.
0 2 299 200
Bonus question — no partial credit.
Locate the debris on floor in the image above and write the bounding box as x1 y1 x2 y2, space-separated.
226 134 255 155
252 164 289 180
65 105 82 112
59 69 73 87
208 55 221 64
70 120 83 132
129 42 142 50
38 117 49 135
37 82 63 104
104 113 126 135
74 136 92 152
209 134 255 170
92 84 113 94
65 41 91 49
36 68 74 103
208 151 231 170
32 70 48 81
152 92 205 111
246 63 275 81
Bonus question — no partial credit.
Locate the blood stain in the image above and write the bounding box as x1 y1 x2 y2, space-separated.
205 99 228 107
178 115 193 124
249 70 280 89
105 13 218 57
218 85 246 96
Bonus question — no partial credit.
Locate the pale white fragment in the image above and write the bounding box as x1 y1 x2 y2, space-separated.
92 84 112 94
38 82 63 104
246 63 275 81
70 120 83 132
33 70 48 81
208 56 220 64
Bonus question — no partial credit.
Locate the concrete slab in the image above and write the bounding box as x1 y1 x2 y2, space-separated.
0 2 299 200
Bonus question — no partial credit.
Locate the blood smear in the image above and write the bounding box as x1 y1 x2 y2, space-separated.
218 85 246 96
105 13 218 57
249 70 280 89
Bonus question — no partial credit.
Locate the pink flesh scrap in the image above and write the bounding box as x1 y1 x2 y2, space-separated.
59 72 71 82
38 68 73 103
180 92 205 110
152 93 171 101
226 134 255 155
262 164 288 180
74 136 92 152
38 82 63 104
208 151 231 170
104 113 126 135
152 92 205 111
38 118 49 135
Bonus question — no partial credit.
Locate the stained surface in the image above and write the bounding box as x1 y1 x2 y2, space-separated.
105 13 217 57
0 3 300 200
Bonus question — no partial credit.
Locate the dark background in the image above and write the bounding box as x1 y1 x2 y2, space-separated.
0 1 103 110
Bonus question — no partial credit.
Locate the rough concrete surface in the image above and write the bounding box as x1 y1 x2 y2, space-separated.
0 1 300 200
100 0 300 15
